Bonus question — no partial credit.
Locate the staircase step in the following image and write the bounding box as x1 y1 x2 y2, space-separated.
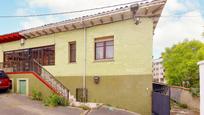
32 59 77 103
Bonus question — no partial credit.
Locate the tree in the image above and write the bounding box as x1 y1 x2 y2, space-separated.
162 40 204 96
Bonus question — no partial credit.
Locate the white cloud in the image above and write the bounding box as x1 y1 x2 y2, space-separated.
18 0 145 30
24 0 147 19
16 8 29 16
25 0 143 12
21 16 59 29
166 0 186 13
153 0 204 59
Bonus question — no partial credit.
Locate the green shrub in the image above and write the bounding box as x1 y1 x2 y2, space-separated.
179 103 188 108
31 89 42 101
171 100 188 109
190 87 200 97
43 94 69 107
106 104 112 107
79 104 90 110
59 96 69 106
43 94 60 107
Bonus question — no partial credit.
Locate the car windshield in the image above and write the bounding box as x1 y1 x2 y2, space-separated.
0 71 6 78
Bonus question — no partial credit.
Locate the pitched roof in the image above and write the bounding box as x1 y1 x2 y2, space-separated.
0 0 167 43
0 32 24 43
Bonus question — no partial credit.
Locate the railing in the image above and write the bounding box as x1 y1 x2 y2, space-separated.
0 62 3 70
31 59 69 99
0 60 69 100
0 62 14 72
0 61 31 72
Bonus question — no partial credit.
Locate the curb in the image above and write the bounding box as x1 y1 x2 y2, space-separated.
103 105 140 115
81 109 91 115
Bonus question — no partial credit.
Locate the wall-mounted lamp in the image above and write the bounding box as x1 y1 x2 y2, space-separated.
93 76 100 84
135 17 141 25
20 38 25 46
130 4 141 25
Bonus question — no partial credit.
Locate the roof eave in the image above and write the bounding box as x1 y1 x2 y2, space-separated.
19 0 167 39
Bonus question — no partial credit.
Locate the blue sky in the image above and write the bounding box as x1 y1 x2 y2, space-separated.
0 0 204 58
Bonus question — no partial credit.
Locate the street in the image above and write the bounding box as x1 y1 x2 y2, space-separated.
0 93 138 115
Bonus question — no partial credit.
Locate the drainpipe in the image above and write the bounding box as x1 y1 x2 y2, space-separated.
82 19 87 102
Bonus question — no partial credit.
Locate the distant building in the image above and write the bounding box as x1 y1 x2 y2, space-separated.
153 58 165 83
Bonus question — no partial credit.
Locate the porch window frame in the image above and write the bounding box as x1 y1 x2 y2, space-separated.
3 45 55 68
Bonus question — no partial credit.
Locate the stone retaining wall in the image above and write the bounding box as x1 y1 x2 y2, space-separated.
170 86 200 111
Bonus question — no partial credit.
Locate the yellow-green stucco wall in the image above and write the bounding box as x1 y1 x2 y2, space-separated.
8 74 152 115
0 19 153 115
0 19 153 76
8 73 53 98
56 75 152 115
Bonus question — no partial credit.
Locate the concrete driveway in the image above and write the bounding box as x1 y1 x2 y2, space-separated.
88 106 139 115
0 92 138 115
0 93 84 115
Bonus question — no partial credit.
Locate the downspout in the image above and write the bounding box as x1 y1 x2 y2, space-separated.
82 18 87 102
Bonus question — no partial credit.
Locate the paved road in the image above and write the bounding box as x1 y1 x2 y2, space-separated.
171 106 199 115
88 106 139 115
0 93 138 115
170 101 200 115
0 93 84 115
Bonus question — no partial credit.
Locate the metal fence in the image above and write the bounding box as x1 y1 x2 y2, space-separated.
152 83 170 115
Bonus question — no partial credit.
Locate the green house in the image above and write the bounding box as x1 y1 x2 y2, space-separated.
0 0 166 114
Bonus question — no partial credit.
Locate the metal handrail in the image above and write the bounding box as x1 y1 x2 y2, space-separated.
32 59 68 90
31 59 69 99
1 60 69 99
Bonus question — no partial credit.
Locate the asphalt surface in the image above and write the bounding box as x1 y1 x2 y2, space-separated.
88 106 139 115
0 92 139 115
171 105 200 115
0 93 83 115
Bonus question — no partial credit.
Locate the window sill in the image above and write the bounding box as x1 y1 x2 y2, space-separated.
69 62 77 64
94 59 114 63
43 64 55 67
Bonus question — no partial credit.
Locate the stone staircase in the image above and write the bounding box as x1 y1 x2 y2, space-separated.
31 60 99 108
31 59 77 104
1 59 99 108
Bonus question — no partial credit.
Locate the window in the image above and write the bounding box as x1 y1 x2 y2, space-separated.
4 52 13 68
69 41 76 63
4 45 55 68
95 37 114 60
160 78 164 82
42 46 55 65
31 45 55 65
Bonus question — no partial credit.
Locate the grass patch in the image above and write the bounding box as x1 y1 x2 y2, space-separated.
171 99 188 109
105 104 112 107
178 103 188 108
31 89 42 101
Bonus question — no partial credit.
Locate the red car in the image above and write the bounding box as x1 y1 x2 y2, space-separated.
0 70 12 91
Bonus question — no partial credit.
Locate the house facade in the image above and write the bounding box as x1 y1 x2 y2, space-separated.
0 0 166 114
